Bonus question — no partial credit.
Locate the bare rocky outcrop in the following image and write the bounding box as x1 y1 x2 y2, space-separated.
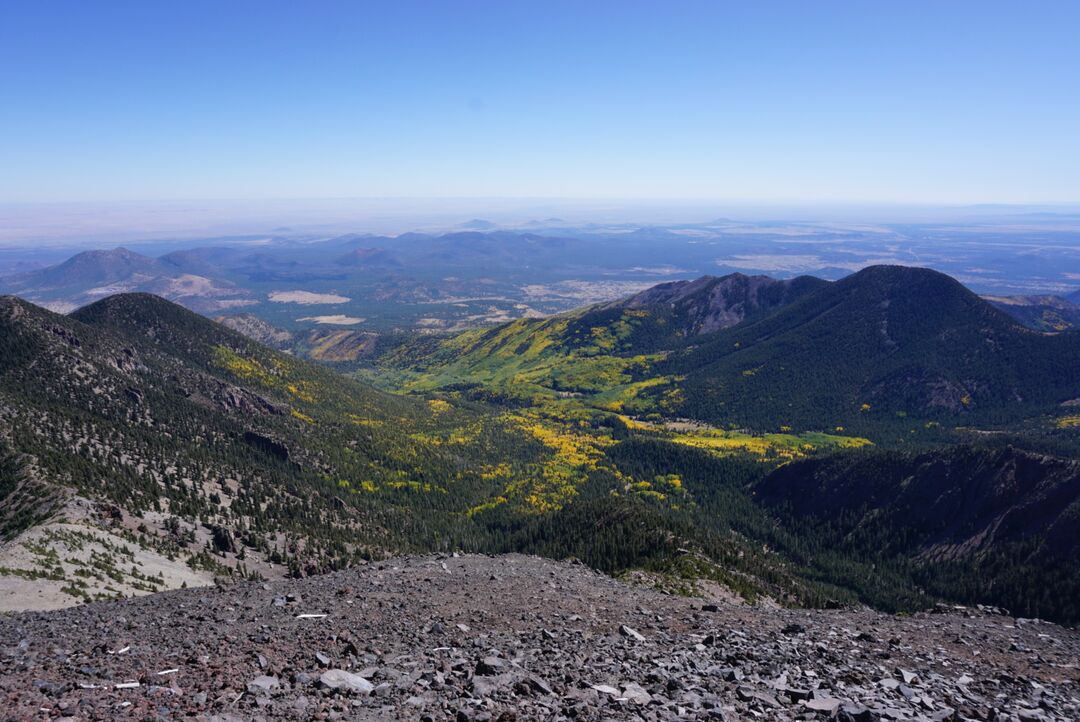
214 314 295 350
603 272 826 336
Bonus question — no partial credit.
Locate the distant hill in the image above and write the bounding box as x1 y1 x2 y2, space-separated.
334 247 401 268
0 248 248 313
985 294 1080 332
459 218 497 230
158 246 247 277
2 247 165 291
414 231 570 267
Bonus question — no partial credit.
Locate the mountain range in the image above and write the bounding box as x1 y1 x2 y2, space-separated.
2 265 1080 624
4 234 1080 336
0 291 831 613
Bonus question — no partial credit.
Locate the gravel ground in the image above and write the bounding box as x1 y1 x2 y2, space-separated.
1 554 1077 721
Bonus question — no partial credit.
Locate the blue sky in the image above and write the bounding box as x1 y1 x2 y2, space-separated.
1 1 1078 204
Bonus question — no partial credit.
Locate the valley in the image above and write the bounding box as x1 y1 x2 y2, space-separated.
2 257 1080 628
6 6 1080 720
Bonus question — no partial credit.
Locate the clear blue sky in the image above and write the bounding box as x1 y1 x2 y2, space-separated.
1 1 1078 204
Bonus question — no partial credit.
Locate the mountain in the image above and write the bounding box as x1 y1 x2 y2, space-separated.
757 445 1080 622
10 247 165 288
985 294 1080 332
0 248 172 306
661 266 1080 429
0 293 545 608
0 247 249 313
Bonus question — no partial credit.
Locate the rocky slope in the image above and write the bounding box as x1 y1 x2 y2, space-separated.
602 272 826 336
213 313 295 349
1 554 1076 721
214 314 380 362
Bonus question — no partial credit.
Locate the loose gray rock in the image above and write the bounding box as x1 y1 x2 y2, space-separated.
247 675 279 694
475 656 507 676
319 669 374 694
1 554 1077 722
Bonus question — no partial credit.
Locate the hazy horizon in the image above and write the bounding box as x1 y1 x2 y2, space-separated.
4 197 1080 249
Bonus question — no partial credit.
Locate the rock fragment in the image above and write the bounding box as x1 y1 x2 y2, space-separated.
319 669 374 694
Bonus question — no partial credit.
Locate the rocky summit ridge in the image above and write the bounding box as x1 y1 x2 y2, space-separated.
1 554 1077 721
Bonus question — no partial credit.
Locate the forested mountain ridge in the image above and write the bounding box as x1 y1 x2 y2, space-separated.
0 294 548 607
757 445 1080 622
375 265 1080 435
385 271 823 373
357 266 1080 623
